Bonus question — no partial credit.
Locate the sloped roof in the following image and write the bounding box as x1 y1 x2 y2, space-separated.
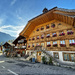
20 7 75 37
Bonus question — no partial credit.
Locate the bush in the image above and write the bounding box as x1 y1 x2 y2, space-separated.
42 56 46 64
49 57 53 65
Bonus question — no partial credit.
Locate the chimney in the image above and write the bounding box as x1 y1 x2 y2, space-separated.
42 8 48 13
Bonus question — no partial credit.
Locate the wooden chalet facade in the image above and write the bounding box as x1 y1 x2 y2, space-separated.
18 7 75 64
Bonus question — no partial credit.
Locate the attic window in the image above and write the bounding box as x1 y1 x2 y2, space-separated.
58 23 61 25
51 23 55 28
36 28 39 31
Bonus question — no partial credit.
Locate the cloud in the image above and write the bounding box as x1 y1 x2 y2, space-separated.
0 18 4 25
0 25 25 37
10 0 17 6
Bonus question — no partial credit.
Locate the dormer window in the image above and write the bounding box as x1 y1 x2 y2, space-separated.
51 23 55 28
41 27 44 30
36 28 39 31
46 25 49 29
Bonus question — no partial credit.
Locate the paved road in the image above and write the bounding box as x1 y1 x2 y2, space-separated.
0 54 75 75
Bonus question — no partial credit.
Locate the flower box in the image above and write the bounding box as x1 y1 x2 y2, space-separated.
36 29 39 31
46 36 50 38
67 31 74 35
41 28 44 30
46 26 49 29
59 33 65 36
41 36 44 39
53 44 58 47
32 45 34 47
51 24 55 28
28 46 30 48
60 44 66 47
32 38 35 40
47 44 51 47
37 37 39 39
52 34 57 37
69 43 75 46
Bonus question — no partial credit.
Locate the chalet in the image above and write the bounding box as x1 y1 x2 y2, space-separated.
13 35 27 56
3 42 15 57
17 7 75 64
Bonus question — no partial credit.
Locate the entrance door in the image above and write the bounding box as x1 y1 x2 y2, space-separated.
37 51 41 62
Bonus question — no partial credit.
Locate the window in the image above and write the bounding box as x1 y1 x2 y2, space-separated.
41 43 44 46
52 33 57 37
28 44 30 48
46 25 49 29
59 31 65 36
29 38 31 41
63 53 75 62
58 23 61 25
53 41 57 47
37 36 39 39
36 43 40 46
36 28 39 31
63 53 70 61
47 42 51 47
41 34 44 39
69 39 75 46
46 34 50 38
32 44 34 47
54 52 59 59
32 37 35 40
60 40 66 47
51 23 55 28
41 27 44 30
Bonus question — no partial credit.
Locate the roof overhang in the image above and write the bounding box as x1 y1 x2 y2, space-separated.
20 7 75 37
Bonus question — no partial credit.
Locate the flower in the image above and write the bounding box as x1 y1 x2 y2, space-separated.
28 46 30 48
46 25 49 29
60 44 66 47
59 33 65 36
51 24 55 28
67 31 74 35
47 44 51 47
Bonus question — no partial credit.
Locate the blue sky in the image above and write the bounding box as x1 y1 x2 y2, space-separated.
0 0 75 37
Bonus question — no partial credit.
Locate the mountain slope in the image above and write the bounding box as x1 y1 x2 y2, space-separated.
0 32 15 44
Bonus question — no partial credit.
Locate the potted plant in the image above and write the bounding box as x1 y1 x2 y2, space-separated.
42 56 46 64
